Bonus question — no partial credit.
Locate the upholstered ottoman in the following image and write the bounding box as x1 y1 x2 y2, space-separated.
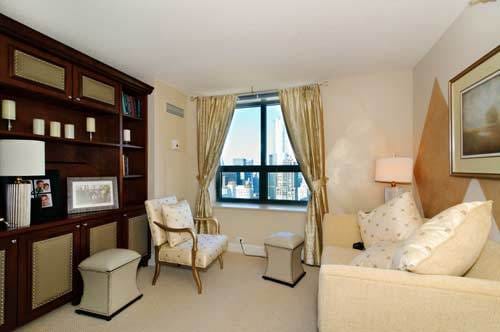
263 232 305 287
76 249 142 320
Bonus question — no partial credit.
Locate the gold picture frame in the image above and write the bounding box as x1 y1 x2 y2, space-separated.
449 45 500 177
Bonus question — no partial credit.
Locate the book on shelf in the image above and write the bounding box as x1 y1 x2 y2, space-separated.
121 93 142 119
122 155 129 176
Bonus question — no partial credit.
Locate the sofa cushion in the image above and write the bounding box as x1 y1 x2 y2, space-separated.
321 245 362 265
357 192 422 247
350 241 400 269
161 200 195 247
392 201 492 276
465 240 500 281
158 234 228 268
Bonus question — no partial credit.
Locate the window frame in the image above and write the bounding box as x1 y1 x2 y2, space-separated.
216 100 308 206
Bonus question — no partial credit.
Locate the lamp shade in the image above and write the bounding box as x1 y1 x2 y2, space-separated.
1 100 16 120
0 140 45 176
375 157 413 184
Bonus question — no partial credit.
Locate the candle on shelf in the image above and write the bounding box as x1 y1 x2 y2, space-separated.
123 129 131 143
86 117 96 141
64 124 75 139
33 119 45 135
1 100 16 131
49 121 61 137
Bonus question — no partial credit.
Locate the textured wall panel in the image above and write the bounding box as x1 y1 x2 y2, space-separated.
414 80 470 218
89 222 117 255
32 234 73 309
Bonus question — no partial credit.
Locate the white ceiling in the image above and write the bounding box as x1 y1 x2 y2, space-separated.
0 0 468 95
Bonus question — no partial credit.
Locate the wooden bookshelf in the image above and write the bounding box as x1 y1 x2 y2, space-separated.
0 13 153 330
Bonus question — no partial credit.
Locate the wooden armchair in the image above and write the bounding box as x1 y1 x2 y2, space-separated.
145 197 228 294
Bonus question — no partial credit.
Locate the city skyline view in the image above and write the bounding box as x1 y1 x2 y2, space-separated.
219 105 308 202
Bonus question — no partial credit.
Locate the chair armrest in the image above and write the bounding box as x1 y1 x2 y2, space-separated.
318 264 500 332
193 216 221 234
153 221 198 251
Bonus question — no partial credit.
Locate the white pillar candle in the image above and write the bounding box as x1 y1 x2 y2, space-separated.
123 129 131 143
64 124 75 139
86 117 96 133
50 121 61 137
33 119 45 135
1 100 16 120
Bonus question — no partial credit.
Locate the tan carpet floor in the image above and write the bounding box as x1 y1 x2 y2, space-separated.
17 252 319 332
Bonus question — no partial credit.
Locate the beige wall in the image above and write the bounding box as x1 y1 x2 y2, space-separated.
180 71 414 249
412 3 500 231
148 80 189 199
413 4 500 154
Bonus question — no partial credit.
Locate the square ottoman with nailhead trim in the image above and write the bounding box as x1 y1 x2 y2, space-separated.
76 248 142 320
263 232 306 287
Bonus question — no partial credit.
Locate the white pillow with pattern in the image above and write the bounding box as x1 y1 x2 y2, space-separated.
350 241 400 269
392 201 492 276
161 200 195 247
357 192 422 248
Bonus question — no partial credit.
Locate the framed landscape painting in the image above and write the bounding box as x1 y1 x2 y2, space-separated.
67 177 119 214
450 45 500 177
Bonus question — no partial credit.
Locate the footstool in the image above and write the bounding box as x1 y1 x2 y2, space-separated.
76 248 142 320
263 232 305 287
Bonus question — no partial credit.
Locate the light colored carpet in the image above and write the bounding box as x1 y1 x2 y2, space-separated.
18 253 319 332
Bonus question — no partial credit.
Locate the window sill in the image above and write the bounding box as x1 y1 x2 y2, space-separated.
213 202 307 213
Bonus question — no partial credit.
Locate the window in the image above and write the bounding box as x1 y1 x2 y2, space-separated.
217 97 309 205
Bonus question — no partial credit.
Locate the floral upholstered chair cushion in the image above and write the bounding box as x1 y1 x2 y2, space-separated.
357 192 422 248
161 200 196 247
145 196 178 247
158 234 228 268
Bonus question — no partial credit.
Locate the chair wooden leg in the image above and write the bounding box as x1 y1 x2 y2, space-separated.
218 254 224 270
192 265 202 294
152 262 161 285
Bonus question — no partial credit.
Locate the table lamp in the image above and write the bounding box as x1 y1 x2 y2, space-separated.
0 140 45 228
375 156 413 202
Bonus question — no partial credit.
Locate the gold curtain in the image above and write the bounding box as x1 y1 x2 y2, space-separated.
195 95 237 233
279 84 329 265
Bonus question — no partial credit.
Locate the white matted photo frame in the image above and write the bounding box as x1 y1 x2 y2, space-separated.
67 177 119 214
449 45 500 177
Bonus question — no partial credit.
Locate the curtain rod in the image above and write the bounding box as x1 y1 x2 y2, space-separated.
189 81 328 101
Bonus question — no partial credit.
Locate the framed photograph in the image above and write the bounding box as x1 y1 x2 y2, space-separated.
67 177 119 214
450 45 500 177
0 170 64 223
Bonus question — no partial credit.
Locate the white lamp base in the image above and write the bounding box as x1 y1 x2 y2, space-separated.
6 182 31 228
384 186 406 203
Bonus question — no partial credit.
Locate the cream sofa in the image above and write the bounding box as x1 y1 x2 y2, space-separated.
318 214 500 332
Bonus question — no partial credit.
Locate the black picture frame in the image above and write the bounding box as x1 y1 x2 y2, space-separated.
0 169 64 223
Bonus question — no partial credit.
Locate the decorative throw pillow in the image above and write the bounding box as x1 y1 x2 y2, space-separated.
357 192 422 248
161 200 195 247
392 201 492 276
350 241 400 270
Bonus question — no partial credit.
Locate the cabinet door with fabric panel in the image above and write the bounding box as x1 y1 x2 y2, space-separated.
17 223 80 324
0 236 18 332
80 215 120 259
72 65 120 113
0 36 73 101
124 209 150 266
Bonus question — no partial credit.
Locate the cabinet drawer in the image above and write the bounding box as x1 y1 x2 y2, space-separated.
0 37 73 100
73 66 120 112
13 49 66 91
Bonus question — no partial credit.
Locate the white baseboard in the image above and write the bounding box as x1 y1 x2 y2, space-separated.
227 242 266 257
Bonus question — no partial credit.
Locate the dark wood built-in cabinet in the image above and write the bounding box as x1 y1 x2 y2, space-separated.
0 13 153 331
